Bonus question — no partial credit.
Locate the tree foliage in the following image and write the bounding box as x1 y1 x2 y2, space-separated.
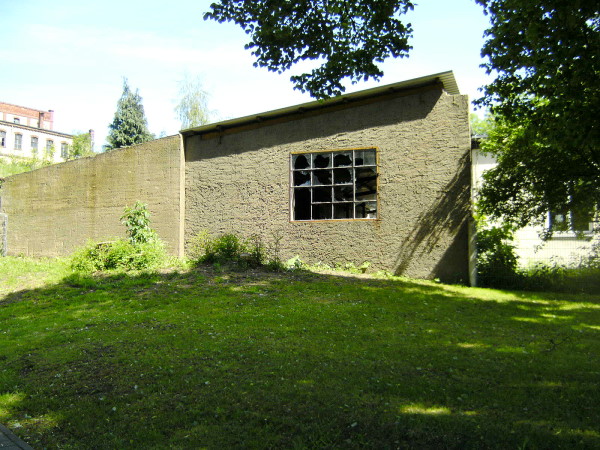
474 0 600 228
106 79 154 150
68 132 94 160
204 0 414 98
175 75 212 129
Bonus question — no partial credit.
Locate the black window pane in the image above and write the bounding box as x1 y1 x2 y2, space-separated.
313 153 331 168
312 170 332 185
313 187 332 202
334 203 353 219
355 167 377 200
293 154 310 170
333 152 352 167
334 168 352 184
294 188 311 220
293 170 311 186
334 185 353 202
313 204 332 220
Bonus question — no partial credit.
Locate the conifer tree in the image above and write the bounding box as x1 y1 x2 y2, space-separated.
106 79 154 150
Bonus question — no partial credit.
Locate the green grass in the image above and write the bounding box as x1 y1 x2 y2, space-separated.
1 257 599 449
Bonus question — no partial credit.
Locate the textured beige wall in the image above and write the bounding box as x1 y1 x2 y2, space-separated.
185 88 471 282
0 135 183 257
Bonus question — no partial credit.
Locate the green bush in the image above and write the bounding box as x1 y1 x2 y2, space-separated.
70 239 166 273
476 223 520 288
519 261 600 294
120 201 158 245
189 231 283 270
70 202 166 273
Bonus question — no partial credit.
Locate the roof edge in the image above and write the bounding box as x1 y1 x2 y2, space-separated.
181 71 459 138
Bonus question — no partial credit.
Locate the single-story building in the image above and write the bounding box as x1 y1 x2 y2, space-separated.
0 71 472 283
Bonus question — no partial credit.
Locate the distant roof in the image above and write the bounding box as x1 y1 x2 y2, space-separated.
0 120 73 138
0 101 49 115
181 70 460 138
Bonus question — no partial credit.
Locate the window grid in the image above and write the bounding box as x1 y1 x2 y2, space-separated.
14 134 22 150
291 148 378 221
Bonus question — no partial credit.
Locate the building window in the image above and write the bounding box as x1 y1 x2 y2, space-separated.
61 142 69 159
44 139 54 159
13 118 20 124
550 208 596 234
291 148 378 221
0 131 5 147
31 136 38 151
15 134 23 150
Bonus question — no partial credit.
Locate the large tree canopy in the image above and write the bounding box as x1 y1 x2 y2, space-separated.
474 0 600 229
206 0 599 229
204 0 414 98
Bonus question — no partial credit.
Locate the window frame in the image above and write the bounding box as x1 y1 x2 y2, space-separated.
31 136 38 151
548 208 597 237
14 133 23 150
289 147 379 222
0 130 5 148
60 142 69 159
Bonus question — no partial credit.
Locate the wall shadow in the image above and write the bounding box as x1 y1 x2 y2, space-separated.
393 152 471 283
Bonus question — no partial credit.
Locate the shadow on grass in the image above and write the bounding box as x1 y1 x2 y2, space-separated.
0 267 599 449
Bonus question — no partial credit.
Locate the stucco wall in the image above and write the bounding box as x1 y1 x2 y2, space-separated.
185 88 471 282
0 135 184 257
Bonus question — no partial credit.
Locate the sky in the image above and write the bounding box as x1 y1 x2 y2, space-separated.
1 0 493 151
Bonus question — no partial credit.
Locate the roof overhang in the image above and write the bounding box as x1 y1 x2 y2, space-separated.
181 71 459 139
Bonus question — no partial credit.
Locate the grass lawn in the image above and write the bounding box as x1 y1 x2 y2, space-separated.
0 257 599 449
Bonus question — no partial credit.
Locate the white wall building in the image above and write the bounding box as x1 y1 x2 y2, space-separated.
472 145 597 268
0 102 73 163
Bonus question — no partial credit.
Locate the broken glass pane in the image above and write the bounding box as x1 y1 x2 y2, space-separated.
333 152 352 167
313 153 331 169
312 170 332 185
333 168 352 184
313 203 332 220
294 188 311 220
354 149 376 166
293 170 311 186
334 203 353 219
355 167 377 194
293 154 311 170
355 201 377 219
334 185 353 202
313 187 332 203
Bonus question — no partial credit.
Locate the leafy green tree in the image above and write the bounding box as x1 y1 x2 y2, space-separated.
474 0 599 228
106 79 154 150
175 74 212 129
204 0 415 99
470 113 495 136
206 0 599 230
68 132 94 160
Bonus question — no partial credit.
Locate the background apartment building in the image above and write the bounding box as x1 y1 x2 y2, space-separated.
0 102 73 163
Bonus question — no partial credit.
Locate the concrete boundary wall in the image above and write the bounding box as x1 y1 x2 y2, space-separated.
0 135 184 257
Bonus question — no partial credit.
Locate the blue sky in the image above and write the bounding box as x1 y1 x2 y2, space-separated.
1 0 492 149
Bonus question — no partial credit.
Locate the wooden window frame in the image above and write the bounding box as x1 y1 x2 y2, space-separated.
290 147 379 222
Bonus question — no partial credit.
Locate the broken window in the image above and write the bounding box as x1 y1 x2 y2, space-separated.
291 148 378 221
